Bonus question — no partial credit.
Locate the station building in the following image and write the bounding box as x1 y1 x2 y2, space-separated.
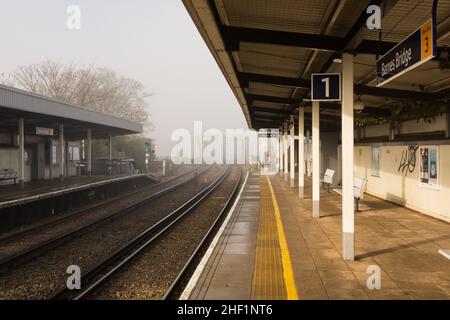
0 84 142 186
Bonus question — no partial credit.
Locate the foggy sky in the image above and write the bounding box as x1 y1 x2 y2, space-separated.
0 0 248 156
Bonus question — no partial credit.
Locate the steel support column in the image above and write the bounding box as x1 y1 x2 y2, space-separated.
59 123 64 183
87 128 92 176
18 118 25 189
290 118 295 187
283 129 288 177
342 53 355 261
108 131 112 175
279 134 283 173
298 107 305 198
312 101 320 218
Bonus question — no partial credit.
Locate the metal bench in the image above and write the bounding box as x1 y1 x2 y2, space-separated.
0 168 18 185
333 176 368 212
321 169 335 192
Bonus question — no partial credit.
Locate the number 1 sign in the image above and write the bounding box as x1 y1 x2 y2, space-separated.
311 73 342 102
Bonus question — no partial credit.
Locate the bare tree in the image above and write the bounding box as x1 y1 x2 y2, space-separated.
3 60 152 131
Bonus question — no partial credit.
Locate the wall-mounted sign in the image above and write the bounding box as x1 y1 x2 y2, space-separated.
311 73 341 101
52 145 57 164
419 145 439 190
371 146 381 177
376 18 436 87
36 127 54 136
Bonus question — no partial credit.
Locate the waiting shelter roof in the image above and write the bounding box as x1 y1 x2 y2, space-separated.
183 0 450 132
0 84 143 140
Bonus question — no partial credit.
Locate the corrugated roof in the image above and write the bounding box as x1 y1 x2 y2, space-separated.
0 84 143 135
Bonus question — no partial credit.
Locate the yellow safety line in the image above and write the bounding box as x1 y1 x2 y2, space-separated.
265 176 299 300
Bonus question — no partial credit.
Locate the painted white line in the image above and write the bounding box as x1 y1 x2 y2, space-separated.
0 174 146 209
439 249 450 260
179 171 250 300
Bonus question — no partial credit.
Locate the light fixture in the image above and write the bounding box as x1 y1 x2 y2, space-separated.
333 58 343 64
354 97 365 112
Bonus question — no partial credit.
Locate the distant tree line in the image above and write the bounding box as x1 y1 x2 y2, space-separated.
1 60 155 171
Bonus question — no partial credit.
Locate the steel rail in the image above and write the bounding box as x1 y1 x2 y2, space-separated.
163 167 243 300
0 167 209 269
50 166 231 300
0 168 199 245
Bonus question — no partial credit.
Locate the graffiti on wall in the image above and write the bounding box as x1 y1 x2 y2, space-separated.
398 145 419 176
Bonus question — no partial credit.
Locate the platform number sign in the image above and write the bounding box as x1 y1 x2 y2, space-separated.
376 18 437 87
311 73 342 102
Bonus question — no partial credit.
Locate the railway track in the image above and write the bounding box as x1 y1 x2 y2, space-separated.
163 167 243 300
50 166 234 300
0 167 208 269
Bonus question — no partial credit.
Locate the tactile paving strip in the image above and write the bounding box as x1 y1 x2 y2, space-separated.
251 176 286 300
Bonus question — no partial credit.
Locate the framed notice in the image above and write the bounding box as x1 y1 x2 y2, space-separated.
52 145 57 165
371 146 381 177
419 146 439 189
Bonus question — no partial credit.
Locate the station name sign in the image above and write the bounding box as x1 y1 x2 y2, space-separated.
376 18 436 87
36 127 54 136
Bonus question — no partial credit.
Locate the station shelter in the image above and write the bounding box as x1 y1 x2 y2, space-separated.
0 84 143 188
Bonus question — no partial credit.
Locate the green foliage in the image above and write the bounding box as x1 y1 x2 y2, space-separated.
356 98 448 127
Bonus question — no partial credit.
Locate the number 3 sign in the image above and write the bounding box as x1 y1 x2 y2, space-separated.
311 73 342 102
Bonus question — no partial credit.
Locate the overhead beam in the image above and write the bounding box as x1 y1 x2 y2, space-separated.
222 25 397 55
240 72 436 100
223 26 345 52
251 106 291 115
317 0 400 92
252 109 341 122
239 72 310 88
354 84 435 100
247 94 299 106
250 95 390 119
344 0 383 50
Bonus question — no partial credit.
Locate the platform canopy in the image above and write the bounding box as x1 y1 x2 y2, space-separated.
183 0 450 132
0 84 143 140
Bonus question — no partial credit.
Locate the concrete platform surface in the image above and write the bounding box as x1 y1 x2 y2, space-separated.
184 170 450 300
0 174 145 207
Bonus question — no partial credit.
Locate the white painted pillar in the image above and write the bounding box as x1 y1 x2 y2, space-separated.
312 101 320 218
49 139 53 180
278 131 283 173
87 128 92 176
289 118 295 187
277 133 283 172
65 140 69 177
342 53 355 261
108 131 112 175
18 118 25 189
306 130 311 177
284 128 289 178
59 123 64 182
298 107 305 198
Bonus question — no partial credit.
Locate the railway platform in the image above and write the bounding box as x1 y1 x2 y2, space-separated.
0 174 150 209
183 171 450 300
0 174 155 234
